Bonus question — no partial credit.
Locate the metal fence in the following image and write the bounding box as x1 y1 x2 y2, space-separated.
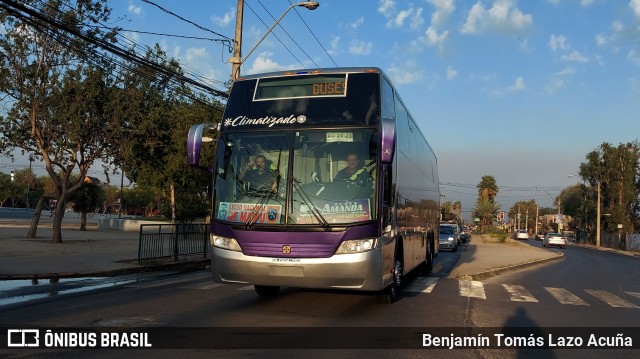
575 229 640 251
138 223 209 262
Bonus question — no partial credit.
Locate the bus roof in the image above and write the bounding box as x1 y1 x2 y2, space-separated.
235 67 384 81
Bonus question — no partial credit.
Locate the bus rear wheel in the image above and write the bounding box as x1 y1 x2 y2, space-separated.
254 285 280 297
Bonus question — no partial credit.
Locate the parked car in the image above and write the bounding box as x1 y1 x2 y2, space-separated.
536 232 545 241
514 230 529 240
438 224 459 251
544 232 567 248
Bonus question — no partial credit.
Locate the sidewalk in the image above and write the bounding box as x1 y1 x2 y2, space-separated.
0 215 208 280
0 215 586 281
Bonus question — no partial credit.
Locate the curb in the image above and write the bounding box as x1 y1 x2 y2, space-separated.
0 259 210 281
458 251 565 281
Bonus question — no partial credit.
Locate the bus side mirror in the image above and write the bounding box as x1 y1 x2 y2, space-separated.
380 117 395 164
187 123 216 172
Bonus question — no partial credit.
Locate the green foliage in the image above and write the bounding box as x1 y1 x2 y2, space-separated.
477 175 499 202
579 141 640 232
67 181 104 214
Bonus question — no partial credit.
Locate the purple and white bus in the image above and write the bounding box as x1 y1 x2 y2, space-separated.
187 67 439 302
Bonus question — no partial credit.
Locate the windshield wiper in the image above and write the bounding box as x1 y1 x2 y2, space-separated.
292 177 330 230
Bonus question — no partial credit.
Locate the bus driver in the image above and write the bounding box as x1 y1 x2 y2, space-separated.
334 153 370 182
239 155 277 192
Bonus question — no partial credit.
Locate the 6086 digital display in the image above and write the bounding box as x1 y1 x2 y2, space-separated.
254 74 347 101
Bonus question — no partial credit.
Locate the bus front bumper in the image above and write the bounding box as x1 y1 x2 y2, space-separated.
211 247 387 291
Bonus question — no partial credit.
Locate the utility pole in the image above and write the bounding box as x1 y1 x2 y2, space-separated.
596 179 601 247
525 209 529 232
535 205 539 238
230 0 244 81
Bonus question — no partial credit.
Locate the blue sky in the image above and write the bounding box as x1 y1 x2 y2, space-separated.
4 0 640 219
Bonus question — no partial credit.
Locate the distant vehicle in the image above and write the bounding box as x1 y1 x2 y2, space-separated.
439 224 459 251
536 232 545 241
515 230 529 240
459 225 469 243
544 232 567 248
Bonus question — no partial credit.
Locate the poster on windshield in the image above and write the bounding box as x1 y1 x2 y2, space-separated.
217 202 282 224
296 199 371 224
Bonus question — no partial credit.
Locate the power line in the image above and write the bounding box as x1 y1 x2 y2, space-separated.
287 0 338 67
141 0 233 44
244 0 305 69
1 0 229 101
256 0 319 68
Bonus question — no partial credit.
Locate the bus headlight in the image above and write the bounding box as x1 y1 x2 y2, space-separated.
211 235 241 251
336 238 377 254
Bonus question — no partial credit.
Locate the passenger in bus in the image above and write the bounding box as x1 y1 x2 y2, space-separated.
334 153 371 182
239 155 277 192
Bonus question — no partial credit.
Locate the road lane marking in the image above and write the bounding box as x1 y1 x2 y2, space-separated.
405 277 439 293
584 289 640 309
459 279 486 299
502 284 538 302
544 287 589 306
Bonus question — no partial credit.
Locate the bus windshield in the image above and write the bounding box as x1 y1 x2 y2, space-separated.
213 129 378 226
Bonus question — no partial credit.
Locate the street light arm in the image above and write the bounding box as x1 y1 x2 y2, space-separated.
240 2 319 67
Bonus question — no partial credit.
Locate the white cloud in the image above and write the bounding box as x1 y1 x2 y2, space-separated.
612 21 624 32
561 51 589 62
628 50 640 66
328 36 341 55
581 0 594 6
595 34 607 47
631 0 640 18
387 61 424 85
555 66 575 76
446 66 458 79
378 0 395 17
410 8 425 29
185 47 207 63
544 78 566 94
128 4 142 16
507 76 525 91
549 34 567 52
425 26 449 47
350 17 365 30
387 8 413 28
460 0 533 35
212 8 235 27
245 52 297 75
428 0 455 28
349 39 373 55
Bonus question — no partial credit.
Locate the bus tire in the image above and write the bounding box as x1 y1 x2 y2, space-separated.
377 246 403 304
254 285 280 297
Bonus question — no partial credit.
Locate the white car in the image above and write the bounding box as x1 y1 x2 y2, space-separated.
514 230 529 240
544 232 567 248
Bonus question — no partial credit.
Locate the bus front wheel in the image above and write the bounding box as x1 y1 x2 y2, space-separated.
254 285 280 297
377 255 403 304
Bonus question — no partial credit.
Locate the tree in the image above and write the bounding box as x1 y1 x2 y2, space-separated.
579 141 640 234
67 179 104 230
474 197 500 233
0 0 119 242
477 175 499 202
109 46 221 224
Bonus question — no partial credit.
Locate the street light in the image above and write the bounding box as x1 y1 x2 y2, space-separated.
230 2 320 80
539 188 562 232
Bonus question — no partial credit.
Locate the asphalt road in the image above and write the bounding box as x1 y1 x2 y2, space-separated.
1 242 639 358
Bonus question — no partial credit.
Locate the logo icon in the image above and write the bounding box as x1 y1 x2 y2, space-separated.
7 329 40 347
282 245 291 254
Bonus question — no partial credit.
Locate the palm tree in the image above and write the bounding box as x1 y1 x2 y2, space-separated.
474 197 501 233
477 175 499 202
